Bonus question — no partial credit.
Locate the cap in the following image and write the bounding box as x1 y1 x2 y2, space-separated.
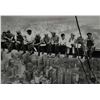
27 29 32 33
87 32 92 36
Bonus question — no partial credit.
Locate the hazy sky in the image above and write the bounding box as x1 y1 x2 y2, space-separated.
2 16 100 25
1 16 100 31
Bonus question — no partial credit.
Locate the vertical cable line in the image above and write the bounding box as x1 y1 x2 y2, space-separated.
75 16 90 83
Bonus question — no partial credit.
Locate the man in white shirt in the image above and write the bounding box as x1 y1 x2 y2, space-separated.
59 33 67 55
67 33 76 57
59 33 67 45
23 29 35 54
24 30 34 44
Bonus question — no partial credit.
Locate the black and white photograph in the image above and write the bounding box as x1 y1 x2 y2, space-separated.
1 16 100 84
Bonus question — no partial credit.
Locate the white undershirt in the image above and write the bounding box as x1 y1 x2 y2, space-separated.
24 34 34 44
59 38 67 45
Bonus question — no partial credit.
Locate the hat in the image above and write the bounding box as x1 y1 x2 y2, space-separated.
16 31 21 34
44 33 48 36
87 32 92 36
51 31 56 34
27 29 32 33
71 33 75 36
7 30 10 33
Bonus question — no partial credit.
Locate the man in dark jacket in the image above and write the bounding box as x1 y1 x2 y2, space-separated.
41 34 50 54
6 30 15 53
50 32 59 56
16 31 24 51
85 32 95 58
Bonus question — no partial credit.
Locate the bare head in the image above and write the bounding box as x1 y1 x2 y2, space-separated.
61 33 65 40
16 31 21 35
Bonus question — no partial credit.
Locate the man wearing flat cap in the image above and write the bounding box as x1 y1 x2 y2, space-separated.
15 31 24 51
50 32 59 44
85 32 95 58
67 33 76 57
6 30 15 53
50 32 59 56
